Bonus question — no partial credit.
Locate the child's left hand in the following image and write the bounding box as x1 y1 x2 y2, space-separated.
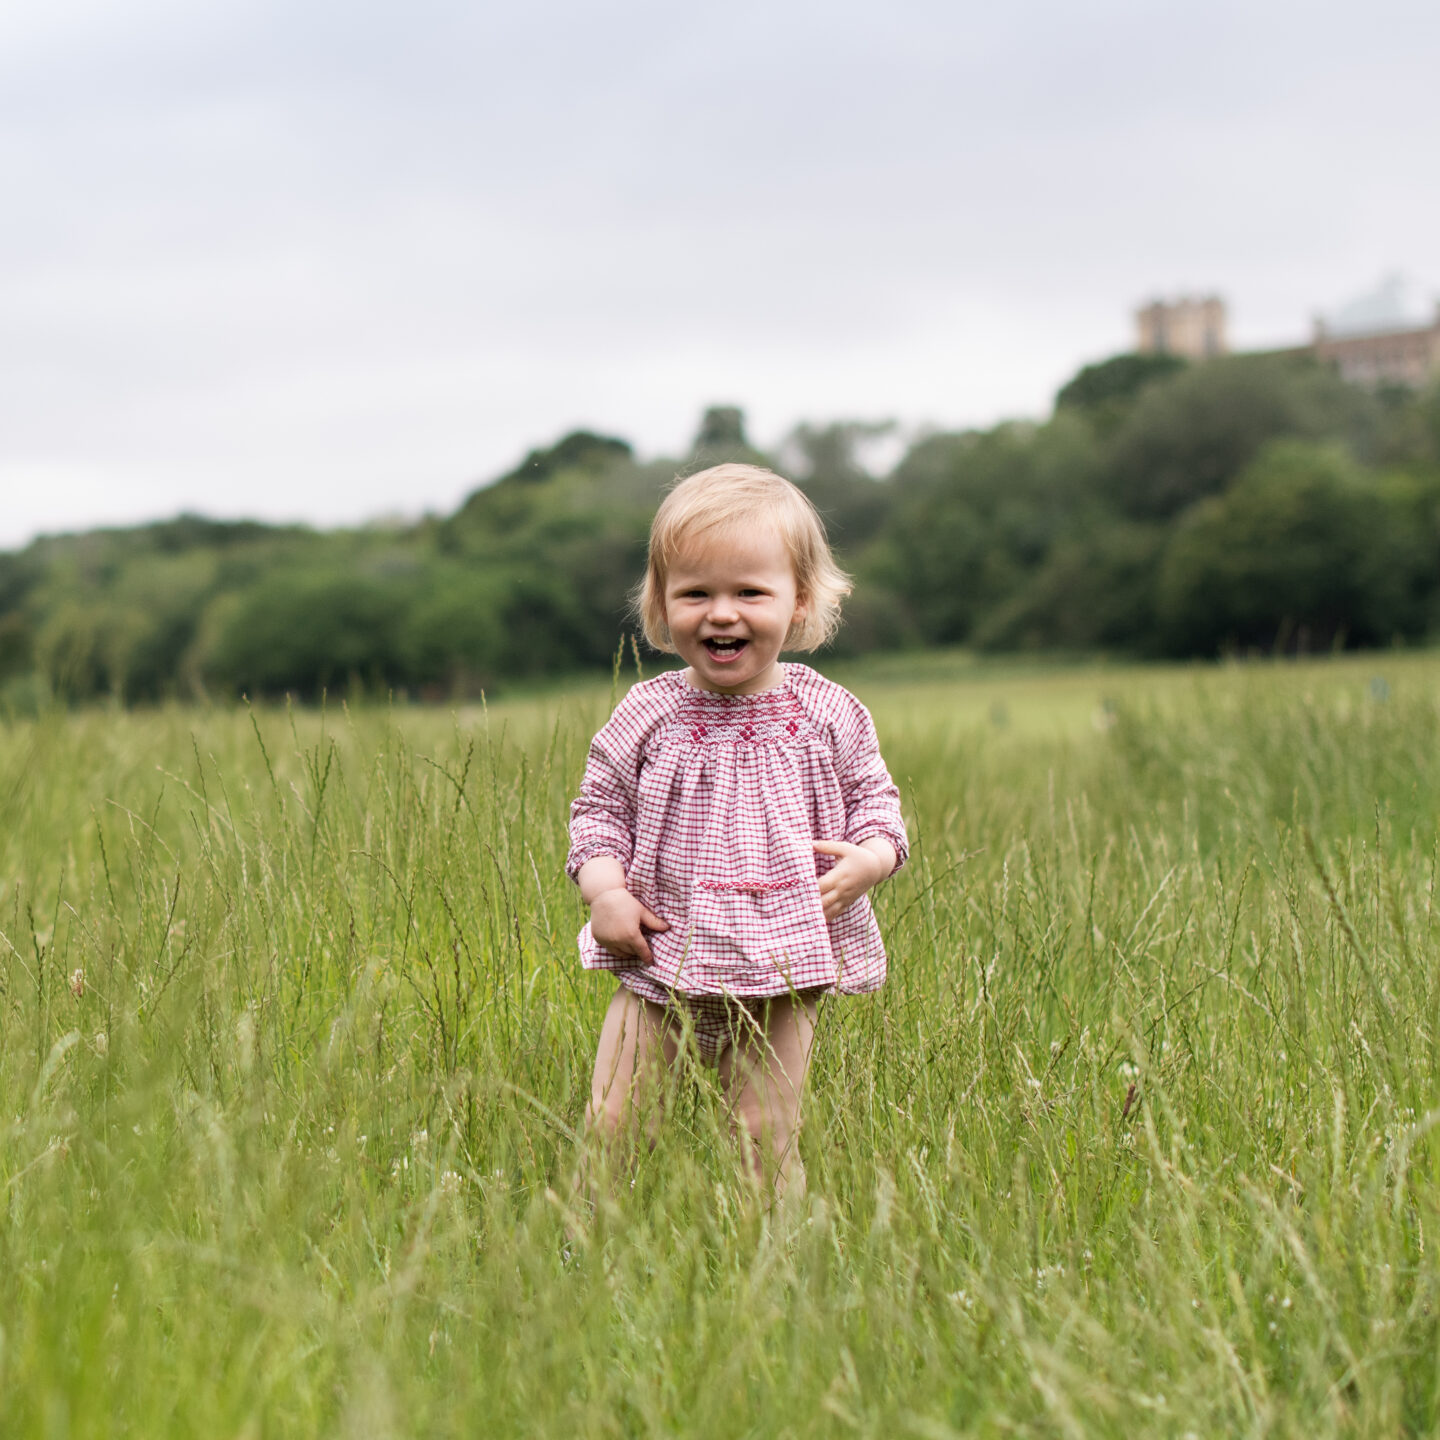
812 838 897 922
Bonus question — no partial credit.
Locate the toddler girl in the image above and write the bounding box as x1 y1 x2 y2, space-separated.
566 463 908 1197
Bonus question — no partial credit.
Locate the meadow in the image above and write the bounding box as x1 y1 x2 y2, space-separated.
3 650 1440 1438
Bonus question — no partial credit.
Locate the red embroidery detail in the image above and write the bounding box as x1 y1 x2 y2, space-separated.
695 878 805 894
675 683 808 746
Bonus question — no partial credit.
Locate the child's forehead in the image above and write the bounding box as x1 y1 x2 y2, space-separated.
667 521 794 575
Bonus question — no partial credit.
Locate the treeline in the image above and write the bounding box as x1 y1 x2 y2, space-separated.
3 353 1440 707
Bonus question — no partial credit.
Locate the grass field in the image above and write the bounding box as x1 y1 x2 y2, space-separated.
3 650 1440 1437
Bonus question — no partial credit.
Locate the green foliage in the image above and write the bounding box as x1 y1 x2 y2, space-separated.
33 602 109 700
471 429 633 492
401 566 507 695
1155 441 1431 654
4 373 1440 703
971 521 1168 652
1374 379 1440 467
0 611 30 682
784 420 896 549
875 415 1103 643
1054 351 1188 434
689 404 764 468
1105 354 1375 519
5 656 1440 1431
205 566 416 698
444 456 659 676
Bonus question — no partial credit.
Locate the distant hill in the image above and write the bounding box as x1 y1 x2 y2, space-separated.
3 368 1439 710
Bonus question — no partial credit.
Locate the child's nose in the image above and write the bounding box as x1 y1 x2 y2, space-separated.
707 594 739 622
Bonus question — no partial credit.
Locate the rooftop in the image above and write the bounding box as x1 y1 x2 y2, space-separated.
1320 273 1435 337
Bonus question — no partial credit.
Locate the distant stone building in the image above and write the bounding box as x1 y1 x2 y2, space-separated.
1129 277 1440 388
1135 296 1228 360
1312 314 1440 387
1310 297 1440 389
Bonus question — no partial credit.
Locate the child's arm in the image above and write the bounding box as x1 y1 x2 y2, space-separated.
807 679 909 920
568 692 671 964
577 856 670 964
832 695 908 865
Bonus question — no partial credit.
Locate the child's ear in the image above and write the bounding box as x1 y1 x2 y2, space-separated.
787 593 809 644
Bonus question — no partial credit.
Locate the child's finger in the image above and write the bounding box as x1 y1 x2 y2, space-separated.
638 906 670 932
812 839 852 857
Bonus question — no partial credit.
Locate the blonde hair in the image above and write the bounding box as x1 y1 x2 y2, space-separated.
637 463 851 653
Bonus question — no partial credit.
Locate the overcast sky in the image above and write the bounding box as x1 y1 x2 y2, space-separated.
1 0 1436 548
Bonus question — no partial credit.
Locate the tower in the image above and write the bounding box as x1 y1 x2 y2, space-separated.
1135 296 1228 359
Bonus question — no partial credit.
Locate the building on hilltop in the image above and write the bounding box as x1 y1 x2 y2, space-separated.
1310 275 1440 388
1135 295 1228 360
1129 276 1440 387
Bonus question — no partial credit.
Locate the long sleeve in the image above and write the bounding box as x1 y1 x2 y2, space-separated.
565 691 651 882
831 694 909 872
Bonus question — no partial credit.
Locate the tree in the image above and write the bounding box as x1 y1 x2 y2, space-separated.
1155 441 1426 655
402 566 507 695
1055 352 1188 436
688 406 770 469
873 416 1102 644
490 430 633 489
783 420 896 549
203 569 413 698
971 523 1168 652
1104 355 1375 519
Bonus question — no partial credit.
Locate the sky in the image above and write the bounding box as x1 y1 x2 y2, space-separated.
1 0 1437 549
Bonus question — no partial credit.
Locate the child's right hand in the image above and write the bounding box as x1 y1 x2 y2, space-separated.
588 887 670 965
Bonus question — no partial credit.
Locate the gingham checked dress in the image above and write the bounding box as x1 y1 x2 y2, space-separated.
566 664 908 1001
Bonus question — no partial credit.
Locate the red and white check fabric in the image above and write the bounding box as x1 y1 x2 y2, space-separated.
567 664 908 998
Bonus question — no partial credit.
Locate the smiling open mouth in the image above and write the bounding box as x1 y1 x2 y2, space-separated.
703 637 748 659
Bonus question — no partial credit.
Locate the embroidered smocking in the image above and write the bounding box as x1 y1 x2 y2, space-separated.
665 684 813 749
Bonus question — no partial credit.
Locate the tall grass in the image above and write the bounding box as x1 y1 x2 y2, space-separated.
2 654 1439 1437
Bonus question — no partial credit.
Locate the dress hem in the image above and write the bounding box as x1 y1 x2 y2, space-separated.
614 967 885 1003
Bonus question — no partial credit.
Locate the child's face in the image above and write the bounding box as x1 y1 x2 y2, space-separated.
664 526 805 694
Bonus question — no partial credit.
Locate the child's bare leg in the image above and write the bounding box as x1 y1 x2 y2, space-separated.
720 992 819 1202
585 984 676 1148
